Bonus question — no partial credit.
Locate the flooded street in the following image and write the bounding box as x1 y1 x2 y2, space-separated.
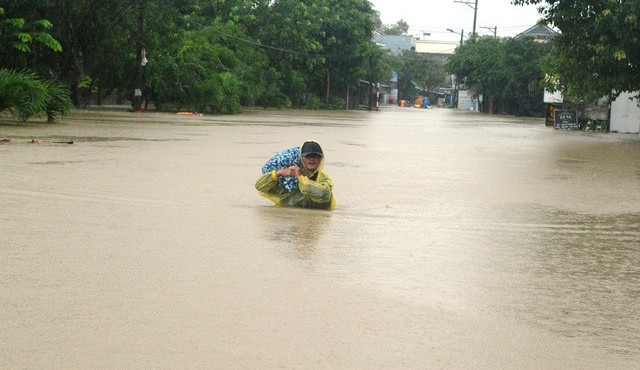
1 107 639 369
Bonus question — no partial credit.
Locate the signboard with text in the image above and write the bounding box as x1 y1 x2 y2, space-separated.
554 109 579 130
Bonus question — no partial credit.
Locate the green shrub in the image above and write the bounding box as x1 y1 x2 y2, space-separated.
256 83 289 109
198 72 241 114
43 80 73 122
327 96 346 110
303 94 323 109
583 119 609 132
0 69 47 121
0 69 72 122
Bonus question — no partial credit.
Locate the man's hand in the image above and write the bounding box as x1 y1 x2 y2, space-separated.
276 164 301 177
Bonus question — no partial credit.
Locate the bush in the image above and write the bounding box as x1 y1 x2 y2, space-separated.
303 95 323 109
0 69 47 121
583 119 609 132
256 84 289 109
0 69 72 122
43 80 73 122
326 96 346 110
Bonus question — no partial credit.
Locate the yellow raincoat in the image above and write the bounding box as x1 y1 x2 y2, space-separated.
255 143 336 210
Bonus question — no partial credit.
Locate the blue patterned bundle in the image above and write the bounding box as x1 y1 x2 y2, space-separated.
261 146 301 192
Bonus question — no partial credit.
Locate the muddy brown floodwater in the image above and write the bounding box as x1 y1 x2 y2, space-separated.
1 107 639 369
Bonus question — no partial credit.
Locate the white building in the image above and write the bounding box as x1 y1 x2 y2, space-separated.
414 39 459 55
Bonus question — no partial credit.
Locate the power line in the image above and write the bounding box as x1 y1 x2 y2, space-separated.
190 19 367 59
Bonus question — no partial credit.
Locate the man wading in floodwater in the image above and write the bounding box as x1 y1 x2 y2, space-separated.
255 140 336 210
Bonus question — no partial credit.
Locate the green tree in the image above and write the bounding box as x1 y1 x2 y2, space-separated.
0 6 71 122
2 0 141 107
257 0 325 106
371 8 384 33
0 5 63 76
321 0 379 105
56 0 139 108
383 19 409 35
2 0 385 113
148 21 248 113
0 6 61 54
513 0 640 100
0 69 72 122
445 36 549 115
258 0 379 108
396 51 447 103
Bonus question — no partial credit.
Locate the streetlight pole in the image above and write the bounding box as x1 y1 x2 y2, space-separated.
446 28 465 46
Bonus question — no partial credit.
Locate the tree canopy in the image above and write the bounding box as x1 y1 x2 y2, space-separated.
382 19 409 35
0 0 385 112
446 36 551 115
0 6 72 122
396 51 447 103
0 6 62 54
513 0 640 100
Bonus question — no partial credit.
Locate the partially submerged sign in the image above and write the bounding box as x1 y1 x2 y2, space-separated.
554 109 579 130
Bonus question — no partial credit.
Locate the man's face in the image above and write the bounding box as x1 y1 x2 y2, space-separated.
301 154 321 171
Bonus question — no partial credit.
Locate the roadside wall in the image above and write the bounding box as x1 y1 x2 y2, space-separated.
610 91 640 133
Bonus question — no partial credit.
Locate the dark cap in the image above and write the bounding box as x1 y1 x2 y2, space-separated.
301 141 323 157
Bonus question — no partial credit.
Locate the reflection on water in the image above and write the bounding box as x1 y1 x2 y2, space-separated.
255 206 332 263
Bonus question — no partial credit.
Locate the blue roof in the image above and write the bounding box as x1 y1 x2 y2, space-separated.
373 35 414 55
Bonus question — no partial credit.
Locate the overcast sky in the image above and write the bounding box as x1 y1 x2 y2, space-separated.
368 0 544 40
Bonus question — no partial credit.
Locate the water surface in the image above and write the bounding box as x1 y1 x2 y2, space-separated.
1 108 639 368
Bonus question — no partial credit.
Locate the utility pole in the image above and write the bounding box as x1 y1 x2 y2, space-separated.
481 25 497 37
134 0 146 112
454 0 478 37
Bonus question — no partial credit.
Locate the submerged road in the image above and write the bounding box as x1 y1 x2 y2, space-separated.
1 107 639 368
